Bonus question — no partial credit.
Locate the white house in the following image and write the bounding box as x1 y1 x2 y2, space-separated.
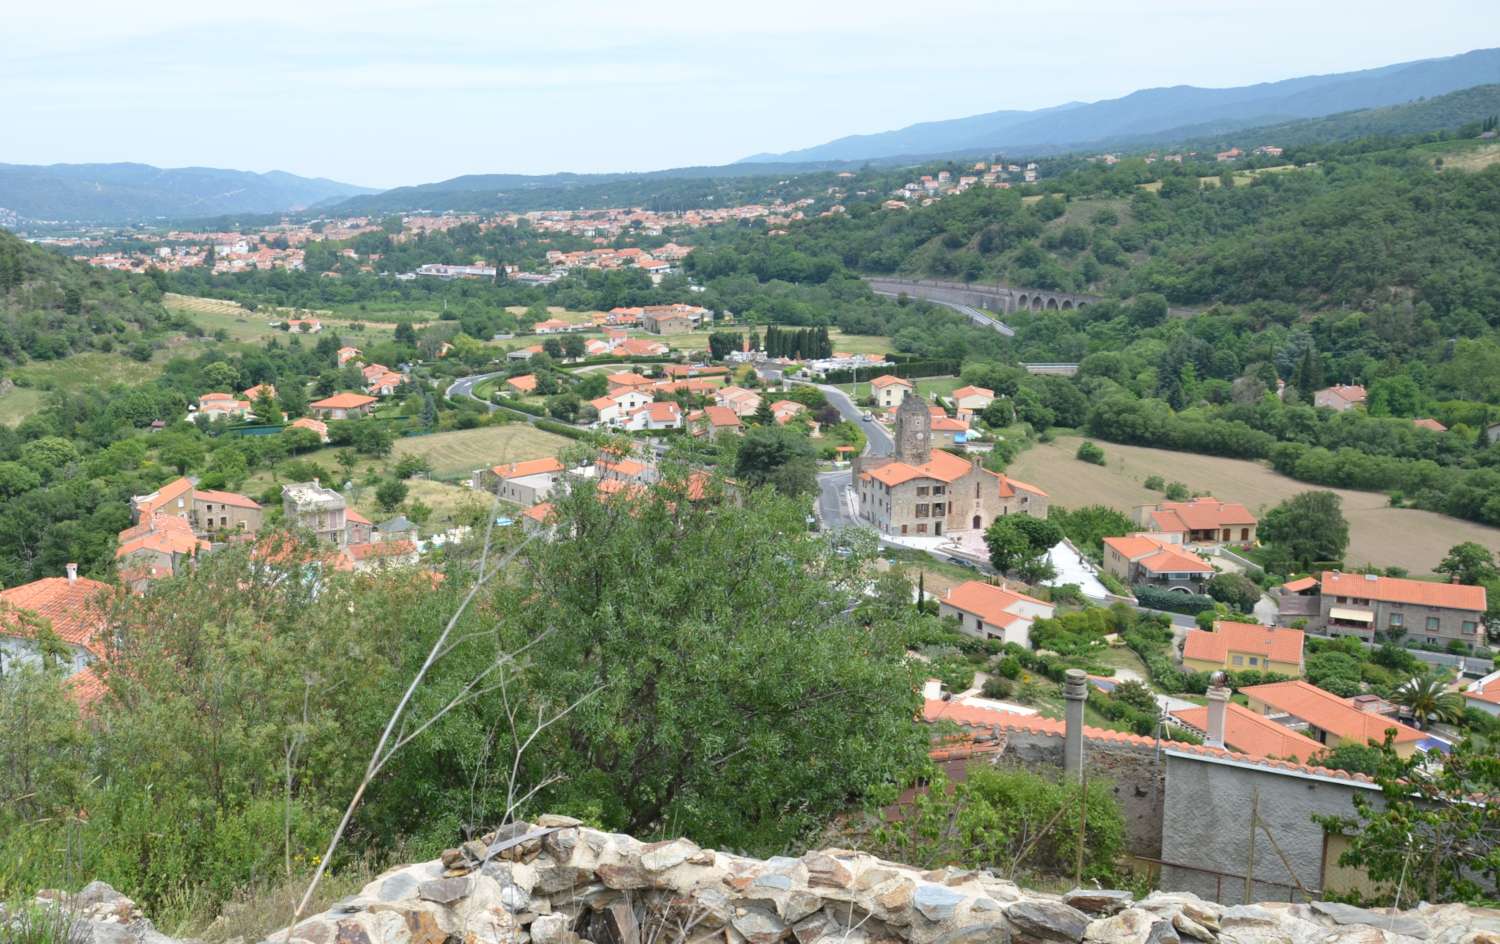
938 580 1054 648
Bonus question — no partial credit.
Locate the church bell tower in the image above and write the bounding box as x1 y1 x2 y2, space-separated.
894 390 931 464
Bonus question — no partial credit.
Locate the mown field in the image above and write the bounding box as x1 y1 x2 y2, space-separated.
389 422 574 478
165 294 405 343
1007 435 1500 575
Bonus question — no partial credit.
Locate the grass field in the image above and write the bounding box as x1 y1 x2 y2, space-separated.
348 479 487 529
505 305 603 325
1008 435 1500 576
0 387 45 426
165 294 405 343
11 352 165 389
390 423 574 478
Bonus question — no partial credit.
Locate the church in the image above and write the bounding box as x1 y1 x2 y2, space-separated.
852 391 1048 536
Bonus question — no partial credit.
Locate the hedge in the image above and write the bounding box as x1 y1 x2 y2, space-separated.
822 359 961 384
1132 584 1216 616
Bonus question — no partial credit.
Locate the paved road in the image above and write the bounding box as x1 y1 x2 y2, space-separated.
446 371 548 425
868 287 1016 337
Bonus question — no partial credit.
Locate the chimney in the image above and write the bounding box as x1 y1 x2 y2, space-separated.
1063 669 1088 782
1205 671 1230 748
65 562 78 585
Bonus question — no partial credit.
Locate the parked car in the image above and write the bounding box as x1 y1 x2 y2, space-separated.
947 555 979 571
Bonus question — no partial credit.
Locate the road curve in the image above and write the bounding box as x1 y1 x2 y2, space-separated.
446 371 545 425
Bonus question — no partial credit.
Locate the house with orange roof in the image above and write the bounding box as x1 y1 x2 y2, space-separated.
309 392 377 420
366 370 406 397
1284 570 1487 648
605 371 655 395
116 518 211 589
1240 679 1428 758
599 456 651 486
1183 620 1304 676
286 317 322 334
472 456 567 506
939 580 1054 646
0 565 113 676
868 374 914 409
521 501 556 534
950 385 994 415
769 400 806 425
1134 496 1257 547
1462 669 1500 718
714 385 763 418
615 338 670 357
282 481 351 548
345 507 373 546
361 363 391 383
195 392 252 422
508 344 544 361
506 374 539 395
688 405 742 439
926 405 970 447
641 308 693 334
336 345 363 366
1412 417 1447 433
343 539 419 572
1313 384 1367 412
288 416 330 443
623 400 683 431
590 389 654 428
533 318 576 334
129 476 262 537
242 383 277 403
853 394 1046 537
1101 533 1213 590
1170 701 1323 762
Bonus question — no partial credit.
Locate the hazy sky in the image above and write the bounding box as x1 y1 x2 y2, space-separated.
5 0 1496 188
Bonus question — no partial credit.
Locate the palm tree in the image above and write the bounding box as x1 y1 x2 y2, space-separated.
1389 675 1464 730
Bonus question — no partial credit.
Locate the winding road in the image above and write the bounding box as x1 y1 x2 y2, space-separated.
446 370 546 425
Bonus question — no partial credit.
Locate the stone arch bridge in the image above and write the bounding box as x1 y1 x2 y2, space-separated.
865 277 1099 314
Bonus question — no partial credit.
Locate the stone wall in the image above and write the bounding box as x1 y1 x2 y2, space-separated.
998 730 1165 860
15 819 1500 944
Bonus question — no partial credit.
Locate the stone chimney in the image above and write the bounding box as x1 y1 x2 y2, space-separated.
1205 671 1230 748
66 562 78 584
1063 669 1087 782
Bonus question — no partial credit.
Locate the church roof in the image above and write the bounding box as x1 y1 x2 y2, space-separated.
863 449 975 486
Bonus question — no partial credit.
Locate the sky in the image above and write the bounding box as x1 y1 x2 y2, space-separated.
4 0 1497 189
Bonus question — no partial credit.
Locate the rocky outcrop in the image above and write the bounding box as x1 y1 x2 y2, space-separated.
1 880 179 944
19 819 1500 944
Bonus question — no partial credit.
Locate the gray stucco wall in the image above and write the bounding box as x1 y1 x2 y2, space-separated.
1160 751 1378 904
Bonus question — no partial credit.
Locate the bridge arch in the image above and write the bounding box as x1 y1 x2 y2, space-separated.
1031 296 1043 311
1045 297 1060 311
1061 299 1074 311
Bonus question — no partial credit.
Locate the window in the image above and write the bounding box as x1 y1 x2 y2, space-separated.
1426 637 1438 645
1248 656 1259 666
916 503 930 517
1426 616 1441 631
1240 528 1249 540
1463 621 1478 635
1335 596 1346 604
975 482 981 498
1231 655 1244 666
1389 613 1404 628
933 486 946 496
900 525 908 535
933 503 945 516
916 486 929 497
916 523 927 534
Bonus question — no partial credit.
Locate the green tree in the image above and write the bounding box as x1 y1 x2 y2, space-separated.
1436 542 1498 587
491 481 926 849
394 321 417 345
1390 675 1465 730
984 516 1059 576
375 478 408 511
1260 491 1349 569
1310 742 1385 776
1205 572 1261 612
252 389 281 424
1317 740 1500 904
732 425 817 496
1075 440 1105 465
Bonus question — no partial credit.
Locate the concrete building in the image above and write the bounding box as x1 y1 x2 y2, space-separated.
309 392 377 420
0 565 112 678
130 477 263 538
1182 620 1305 676
1278 570 1487 648
282 481 349 548
1313 384 1368 412
938 580 1054 647
869 375 913 409
641 310 694 334
950 385 994 416
853 393 1047 536
472 457 567 506
1101 533 1213 590
1462 669 1500 717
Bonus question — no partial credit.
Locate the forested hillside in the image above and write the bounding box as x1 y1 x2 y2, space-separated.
0 229 172 362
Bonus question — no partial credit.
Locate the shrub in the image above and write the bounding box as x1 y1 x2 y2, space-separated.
1076 440 1106 465
1164 481 1191 501
1206 572 1262 612
981 676 1015 700
1133 584 1216 616
1144 475 1165 491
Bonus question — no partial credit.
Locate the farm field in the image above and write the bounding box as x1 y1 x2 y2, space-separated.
1007 435 1500 576
165 294 405 343
11 351 166 389
389 422 574 478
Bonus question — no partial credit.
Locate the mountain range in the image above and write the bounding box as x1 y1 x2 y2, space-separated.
742 47 1500 164
0 163 375 224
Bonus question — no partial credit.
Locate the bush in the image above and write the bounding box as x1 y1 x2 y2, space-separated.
1076 440 1106 465
1164 481 1191 501
1144 475 1165 491
1206 572 1261 612
1133 584 1216 616
981 676 1015 700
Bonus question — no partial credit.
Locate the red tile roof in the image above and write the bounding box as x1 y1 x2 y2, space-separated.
1170 702 1323 762
66 665 108 708
952 385 993 400
1147 497 1256 532
701 405 741 428
506 374 538 393
0 575 113 650
1280 576 1318 593
1240 680 1425 744
310 392 377 410
491 457 565 479
345 540 417 562
923 697 1374 783
116 529 208 560
1183 621 1304 666
1413 418 1447 432
870 374 912 388
523 502 555 523
134 477 195 518
1319 570 1485 612
940 581 1051 629
1463 672 1500 708
194 488 260 510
